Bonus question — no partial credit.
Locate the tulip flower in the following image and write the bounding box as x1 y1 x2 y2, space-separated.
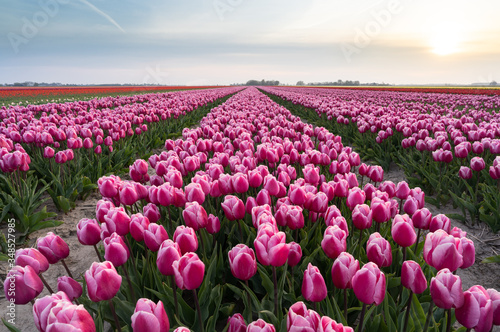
391 214 417 248
370 197 391 225
321 225 347 260
459 166 472 180
77 218 101 249
45 300 95 332
352 204 372 230
221 195 245 221
228 244 257 281
55 276 82 303
318 316 354 332
131 298 170 332
429 214 451 233
33 292 72 331
287 301 320 332
182 201 208 231
470 156 485 172
455 285 493 332
352 262 385 331
103 207 131 236
143 203 161 223
228 313 247 332
302 263 327 303
366 232 392 268
331 252 359 290
253 226 289 267
286 205 305 230
423 230 463 272
37 232 70 264
287 241 302 267
401 260 427 294
430 268 464 309
103 232 130 267
85 261 122 302
173 225 198 255
15 248 49 275
206 214 221 234
173 252 205 331
143 223 169 252
4 265 43 304
130 213 150 243
486 288 500 326
247 319 276 332
346 188 365 210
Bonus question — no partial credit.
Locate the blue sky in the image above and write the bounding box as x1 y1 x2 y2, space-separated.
1 0 499 85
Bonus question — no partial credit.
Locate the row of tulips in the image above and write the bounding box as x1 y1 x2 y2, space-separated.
260 86 500 232
3 87 499 331
0 87 243 239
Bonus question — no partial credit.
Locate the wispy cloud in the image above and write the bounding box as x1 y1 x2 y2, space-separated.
78 0 125 33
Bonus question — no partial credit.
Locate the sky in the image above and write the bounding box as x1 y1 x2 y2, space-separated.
1 0 499 85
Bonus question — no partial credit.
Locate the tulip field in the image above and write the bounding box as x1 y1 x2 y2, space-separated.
1 86 500 332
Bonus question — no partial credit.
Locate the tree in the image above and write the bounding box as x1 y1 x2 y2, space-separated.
296 81 305 86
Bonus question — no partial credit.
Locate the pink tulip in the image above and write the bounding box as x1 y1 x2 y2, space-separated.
247 319 276 332
156 240 182 276
228 244 257 281
458 237 475 269
459 166 472 180
144 223 169 252
411 208 431 230
409 187 425 208
370 197 391 224
391 214 417 248
253 226 289 267
182 201 208 231
222 195 245 221
184 183 205 205
470 156 485 172
45 300 95 332
289 184 307 206
57 276 83 301
37 232 70 264
130 213 150 242
173 252 205 290
486 288 500 325
366 232 392 268
286 205 305 230
352 262 386 305
207 214 221 234
346 188 365 210
287 241 302 267
77 218 101 246
4 265 43 304
302 263 327 302
321 226 347 259
395 181 410 200
103 207 131 236
228 313 247 332
428 214 451 233
401 260 427 294
287 301 320 332
103 232 130 267
131 298 170 332
33 292 72 331
143 203 161 223
263 174 280 196
85 261 122 302
318 316 354 332
351 204 372 230
331 252 359 289
15 248 49 274
173 225 198 254
455 285 493 332
119 184 138 206
429 268 464 309
303 165 320 185
424 230 463 272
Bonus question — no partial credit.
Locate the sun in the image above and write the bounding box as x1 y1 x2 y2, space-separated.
430 22 462 56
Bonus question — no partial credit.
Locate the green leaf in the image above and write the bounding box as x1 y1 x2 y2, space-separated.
1 319 21 332
481 254 500 264
258 265 275 298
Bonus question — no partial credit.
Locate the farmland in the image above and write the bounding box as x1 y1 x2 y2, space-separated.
1 86 499 332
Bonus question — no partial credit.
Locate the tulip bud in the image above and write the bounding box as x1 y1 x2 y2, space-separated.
455 285 493 332
287 301 320 331
221 195 245 221
4 265 43 304
424 230 463 272
182 201 208 231
430 268 464 309
411 208 431 230
391 214 417 248
302 263 327 302
287 241 302 267
15 248 49 274
37 232 70 264
207 214 221 234
85 261 122 302
486 288 500 326
352 262 386 305
429 214 451 233
103 232 130 267
228 244 257 281
227 313 246 332
470 156 485 172
77 218 101 246
247 319 276 332
401 260 427 294
57 276 83 301
254 227 289 267
144 223 169 252
321 225 347 260
173 252 205 290
331 252 359 289
351 204 372 230
366 232 392 267
173 225 198 255
131 298 170 332
33 292 72 331
45 301 95 332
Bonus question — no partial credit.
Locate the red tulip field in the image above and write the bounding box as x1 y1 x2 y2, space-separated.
1 86 500 332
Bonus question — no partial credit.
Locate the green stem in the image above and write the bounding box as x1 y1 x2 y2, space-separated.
93 244 103 262
403 291 413 332
39 273 54 294
193 289 204 332
446 308 452 332
358 303 367 332
344 288 348 321
108 299 122 332
423 301 434 332
245 280 252 323
171 276 179 320
272 266 278 316
60 259 74 279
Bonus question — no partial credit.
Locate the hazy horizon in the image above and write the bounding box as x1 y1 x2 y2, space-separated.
2 0 499 86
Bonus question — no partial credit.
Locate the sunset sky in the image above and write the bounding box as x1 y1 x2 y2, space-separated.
1 0 499 85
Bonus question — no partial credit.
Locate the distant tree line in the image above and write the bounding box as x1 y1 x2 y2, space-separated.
245 79 280 86
296 80 391 86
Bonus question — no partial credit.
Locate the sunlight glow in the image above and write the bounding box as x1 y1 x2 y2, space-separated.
430 22 462 56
